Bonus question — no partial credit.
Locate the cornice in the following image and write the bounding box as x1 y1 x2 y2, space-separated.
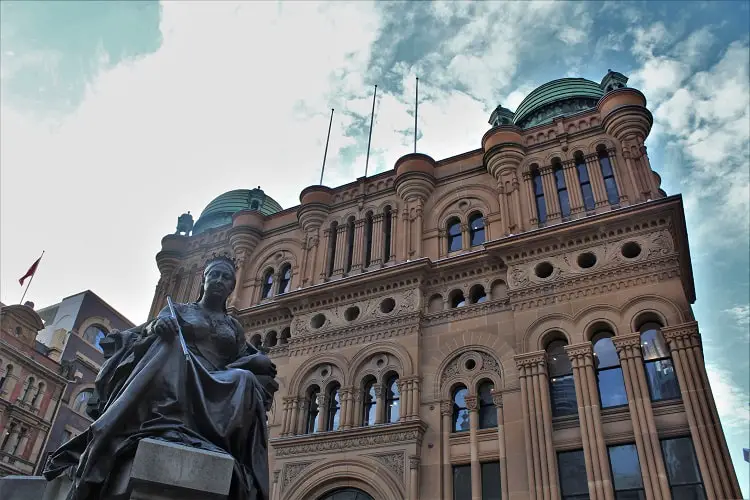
270 420 426 458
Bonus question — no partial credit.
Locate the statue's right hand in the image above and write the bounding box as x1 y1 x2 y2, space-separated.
152 317 179 340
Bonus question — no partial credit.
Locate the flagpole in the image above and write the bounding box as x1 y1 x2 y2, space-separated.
364 85 377 178
414 77 419 153
20 250 44 304
319 108 334 185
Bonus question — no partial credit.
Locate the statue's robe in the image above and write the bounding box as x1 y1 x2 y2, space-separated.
43 303 274 500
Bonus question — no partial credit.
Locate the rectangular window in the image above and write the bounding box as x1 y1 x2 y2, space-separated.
453 464 472 500
608 444 646 499
550 374 578 417
661 437 706 499
599 154 620 205
481 461 501 500
533 172 547 223
558 449 590 500
597 367 629 408
644 359 681 401
576 161 596 211
555 167 571 218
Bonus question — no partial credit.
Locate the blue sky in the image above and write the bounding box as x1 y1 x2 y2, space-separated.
1 1 748 493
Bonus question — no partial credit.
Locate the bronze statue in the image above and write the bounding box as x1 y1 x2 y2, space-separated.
43 256 278 500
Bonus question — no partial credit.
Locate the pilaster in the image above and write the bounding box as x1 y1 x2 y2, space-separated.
491 391 509 500
562 159 585 216
440 400 453 500
585 153 609 209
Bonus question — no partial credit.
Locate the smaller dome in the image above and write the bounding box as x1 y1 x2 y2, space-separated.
192 187 282 235
513 78 604 129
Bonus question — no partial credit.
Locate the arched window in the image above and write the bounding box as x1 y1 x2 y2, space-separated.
30 381 45 407
640 322 680 401
72 389 93 413
469 285 487 304
364 213 373 268
261 268 274 299
306 386 321 434
327 222 338 277
21 377 35 402
0 364 12 391
546 338 577 417
574 152 595 211
598 147 619 205
449 290 466 308
264 331 278 348
1 422 16 451
317 488 375 500
14 326 22 336
326 384 341 431
553 159 570 218
280 327 291 345
468 212 485 246
362 377 377 426
592 331 628 408
83 325 108 352
250 200 260 210
345 217 355 273
278 264 291 295
446 217 462 253
250 334 262 349
383 206 393 263
477 381 497 429
385 375 400 423
452 386 469 432
532 167 547 224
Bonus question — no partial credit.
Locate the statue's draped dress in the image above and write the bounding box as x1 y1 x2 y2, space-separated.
43 303 273 500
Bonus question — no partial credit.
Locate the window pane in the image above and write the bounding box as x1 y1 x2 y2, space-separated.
448 220 462 252
598 368 628 408
453 464 472 500
533 173 544 194
640 327 669 360
581 182 595 211
599 155 613 177
661 437 703 485
604 177 619 205
481 461 501 500
550 375 578 417
479 406 497 429
670 485 706 500
608 444 644 491
536 195 547 223
615 491 646 500
547 340 573 376
559 189 571 218
644 360 680 401
593 336 619 368
558 450 589 497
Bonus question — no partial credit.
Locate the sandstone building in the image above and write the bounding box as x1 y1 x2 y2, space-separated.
148 72 742 500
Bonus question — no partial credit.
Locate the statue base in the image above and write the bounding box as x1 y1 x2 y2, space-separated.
0 438 235 500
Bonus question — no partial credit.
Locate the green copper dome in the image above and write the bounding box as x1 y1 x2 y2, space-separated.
192 187 283 235
513 78 604 129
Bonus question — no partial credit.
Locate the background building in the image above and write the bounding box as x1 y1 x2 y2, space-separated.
0 302 66 477
34 290 134 472
149 71 741 499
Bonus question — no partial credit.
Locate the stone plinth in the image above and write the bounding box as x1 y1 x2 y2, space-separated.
0 476 47 500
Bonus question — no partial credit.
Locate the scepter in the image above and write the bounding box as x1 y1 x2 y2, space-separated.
166 296 191 361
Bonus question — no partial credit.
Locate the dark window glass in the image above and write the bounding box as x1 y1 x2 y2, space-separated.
575 157 595 211
599 151 619 205
385 375 400 423
451 291 467 308
452 386 470 432
640 323 680 401
608 444 645 499
73 389 93 413
261 269 274 298
469 213 485 246
481 461 501 500
278 265 291 294
317 488 375 500
326 385 340 431
533 170 547 223
345 218 355 273
327 223 338 277
661 437 706 499
453 464 472 500
558 449 590 500
83 325 107 352
470 285 487 304
383 207 392 263
547 339 578 417
478 381 497 429
364 214 373 267
555 166 571 218
593 333 628 408
447 218 462 252
362 380 376 426
306 388 320 434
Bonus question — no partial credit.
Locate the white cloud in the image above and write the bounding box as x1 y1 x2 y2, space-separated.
558 26 587 45
724 305 750 327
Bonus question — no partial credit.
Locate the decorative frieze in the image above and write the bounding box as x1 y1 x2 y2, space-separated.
367 451 406 480
282 461 314 489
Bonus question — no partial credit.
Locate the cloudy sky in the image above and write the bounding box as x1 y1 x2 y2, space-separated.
1 0 748 491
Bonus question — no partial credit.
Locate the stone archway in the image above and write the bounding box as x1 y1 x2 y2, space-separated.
316 488 375 500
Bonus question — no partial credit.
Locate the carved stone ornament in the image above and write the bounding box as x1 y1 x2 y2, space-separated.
282 461 315 489
367 451 405 480
440 400 453 416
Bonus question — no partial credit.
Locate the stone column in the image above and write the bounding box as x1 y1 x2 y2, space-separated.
612 334 670 500
585 154 609 209
280 397 290 436
399 379 410 421
522 171 538 227
409 455 421 500
540 165 561 222
351 389 361 428
340 388 352 430
491 391 509 500
320 228 332 280
272 471 280 500
290 397 301 435
606 148 628 205
411 377 420 421
369 214 384 266
414 201 424 258
374 386 384 425
565 343 614 500
315 394 327 433
351 219 365 272
514 351 559 500
465 395 481 500
562 159 585 216
497 183 510 235
332 224 348 276
510 176 523 233
441 401 453 500
662 322 743 499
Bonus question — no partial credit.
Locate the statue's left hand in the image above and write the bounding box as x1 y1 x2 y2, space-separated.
227 354 277 378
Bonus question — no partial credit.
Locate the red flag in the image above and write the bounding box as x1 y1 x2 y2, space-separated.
19 256 41 286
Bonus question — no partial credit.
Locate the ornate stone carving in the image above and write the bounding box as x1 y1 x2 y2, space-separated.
661 321 701 351
282 461 314 489
409 455 421 470
440 400 453 416
439 349 502 393
491 390 503 407
612 333 643 361
368 451 405 479
464 395 478 412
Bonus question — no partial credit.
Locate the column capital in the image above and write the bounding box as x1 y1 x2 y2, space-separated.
612 332 643 361
539 165 555 175
514 350 547 376
490 390 503 408
522 170 533 180
440 400 453 416
409 455 421 469
661 321 701 351
564 342 595 367
273 470 280 483
374 386 384 397
464 395 479 412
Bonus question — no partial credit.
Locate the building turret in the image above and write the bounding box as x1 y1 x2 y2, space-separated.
394 153 436 259
482 126 526 235
297 185 333 285
228 209 265 309
150 234 188 318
